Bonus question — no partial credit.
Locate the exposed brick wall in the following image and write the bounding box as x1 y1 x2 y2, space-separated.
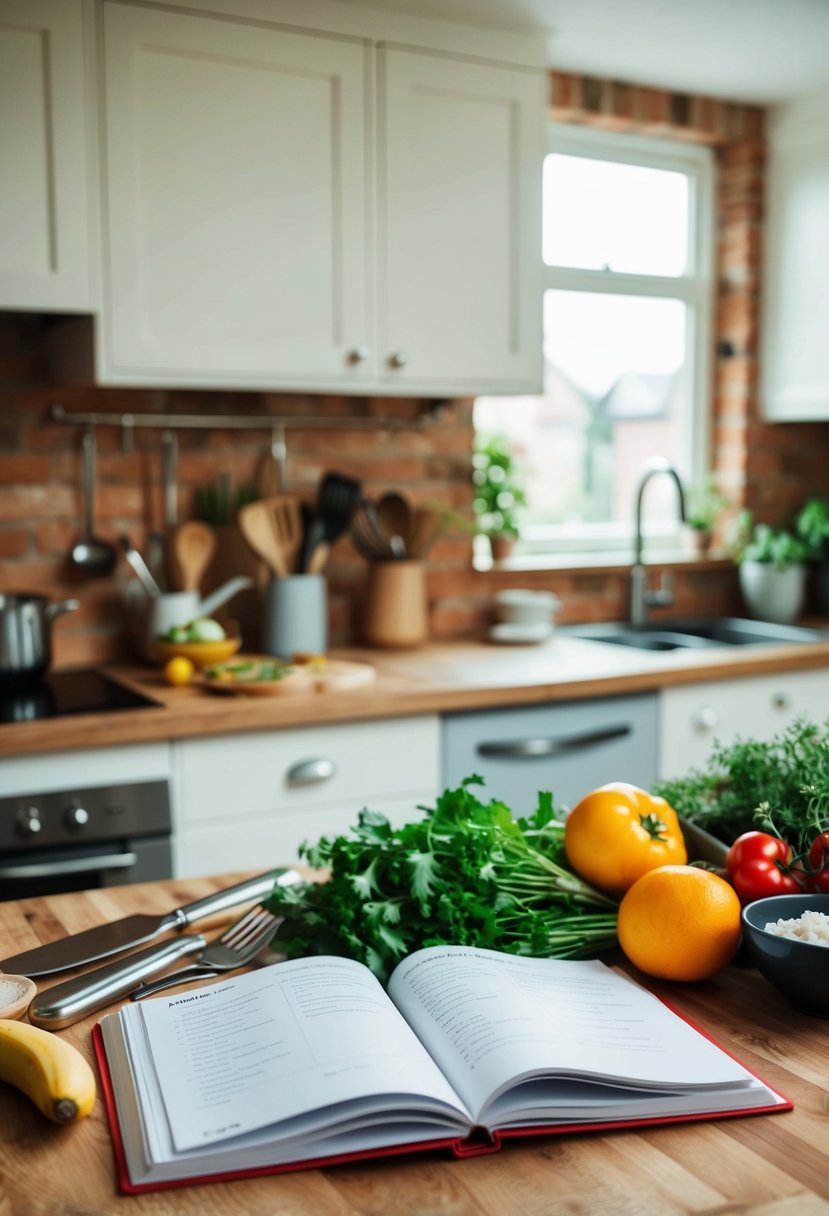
2 72 829 667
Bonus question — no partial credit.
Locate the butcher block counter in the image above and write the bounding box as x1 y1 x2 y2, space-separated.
3 631 829 758
2 874 829 1216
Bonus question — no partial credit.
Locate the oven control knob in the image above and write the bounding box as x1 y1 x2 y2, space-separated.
16 806 42 837
64 804 89 830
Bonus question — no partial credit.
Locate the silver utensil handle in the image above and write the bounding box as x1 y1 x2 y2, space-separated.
178 868 300 926
28 934 207 1030
131 965 220 1001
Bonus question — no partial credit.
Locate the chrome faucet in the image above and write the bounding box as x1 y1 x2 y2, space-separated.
630 458 687 627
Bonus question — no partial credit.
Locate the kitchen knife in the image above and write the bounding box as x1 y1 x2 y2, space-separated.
0 869 298 977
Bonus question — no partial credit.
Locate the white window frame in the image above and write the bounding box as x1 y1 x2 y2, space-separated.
517 122 716 563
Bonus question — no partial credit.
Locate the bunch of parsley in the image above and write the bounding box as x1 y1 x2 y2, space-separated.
654 716 829 852
265 776 619 983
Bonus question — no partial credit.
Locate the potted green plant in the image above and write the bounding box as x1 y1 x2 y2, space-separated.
729 509 809 624
472 435 527 560
685 476 727 556
795 495 829 614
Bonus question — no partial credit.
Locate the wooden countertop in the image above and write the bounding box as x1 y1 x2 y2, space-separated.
2 874 829 1215
3 632 829 758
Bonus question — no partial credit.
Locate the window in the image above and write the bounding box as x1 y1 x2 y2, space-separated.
475 125 715 563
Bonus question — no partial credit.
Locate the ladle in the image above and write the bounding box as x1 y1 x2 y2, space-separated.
71 430 117 576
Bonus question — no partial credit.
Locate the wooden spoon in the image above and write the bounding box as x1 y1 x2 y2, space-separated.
238 501 288 577
408 507 442 559
169 521 218 592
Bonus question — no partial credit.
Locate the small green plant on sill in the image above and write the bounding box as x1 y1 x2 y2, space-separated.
472 434 527 540
686 476 727 534
728 509 809 570
795 495 829 562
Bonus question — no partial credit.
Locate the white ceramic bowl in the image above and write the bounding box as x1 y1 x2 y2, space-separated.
494 589 562 628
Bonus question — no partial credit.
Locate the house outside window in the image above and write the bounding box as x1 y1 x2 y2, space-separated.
475 124 715 565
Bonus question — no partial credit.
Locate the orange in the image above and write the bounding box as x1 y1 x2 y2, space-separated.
617 865 742 982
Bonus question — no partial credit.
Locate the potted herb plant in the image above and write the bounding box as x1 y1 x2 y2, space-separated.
795 495 829 614
472 434 527 560
729 509 809 624
685 475 727 556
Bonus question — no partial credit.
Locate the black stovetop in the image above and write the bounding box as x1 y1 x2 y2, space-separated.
0 668 161 725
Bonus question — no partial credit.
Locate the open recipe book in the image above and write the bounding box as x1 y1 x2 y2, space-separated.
93 945 791 1192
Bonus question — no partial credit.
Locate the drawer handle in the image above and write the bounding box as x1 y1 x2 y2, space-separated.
477 724 631 760
0 852 138 880
286 758 337 787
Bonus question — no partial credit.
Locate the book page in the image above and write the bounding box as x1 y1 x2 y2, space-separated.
128 956 470 1152
387 947 757 1122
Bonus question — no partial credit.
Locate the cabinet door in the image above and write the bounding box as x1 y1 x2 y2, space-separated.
659 669 829 778
378 47 543 394
442 694 659 812
0 0 91 310
101 3 370 387
761 93 829 420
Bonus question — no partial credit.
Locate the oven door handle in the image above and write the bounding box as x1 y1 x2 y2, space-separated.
0 852 138 880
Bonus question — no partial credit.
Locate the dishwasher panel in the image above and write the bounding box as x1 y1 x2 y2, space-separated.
441 693 659 813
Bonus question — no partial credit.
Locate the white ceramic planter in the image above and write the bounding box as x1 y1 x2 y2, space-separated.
738 560 806 624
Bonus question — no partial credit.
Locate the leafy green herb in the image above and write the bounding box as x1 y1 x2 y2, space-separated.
265 776 618 983
654 716 829 853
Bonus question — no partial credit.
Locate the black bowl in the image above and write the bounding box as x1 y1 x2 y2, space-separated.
741 894 829 1017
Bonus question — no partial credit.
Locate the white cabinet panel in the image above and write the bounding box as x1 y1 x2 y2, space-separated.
0 0 91 310
173 716 440 877
0 742 172 796
659 668 829 778
378 48 543 393
101 3 369 384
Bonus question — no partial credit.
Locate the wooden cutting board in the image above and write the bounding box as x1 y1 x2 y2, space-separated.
200 656 376 697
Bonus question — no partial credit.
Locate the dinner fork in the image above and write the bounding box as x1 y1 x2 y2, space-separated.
28 905 281 1029
130 904 281 1000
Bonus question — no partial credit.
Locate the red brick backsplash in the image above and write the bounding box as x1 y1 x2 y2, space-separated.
2 73 829 666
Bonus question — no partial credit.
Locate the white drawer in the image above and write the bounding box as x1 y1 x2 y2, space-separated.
175 795 431 878
0 743 172 796
174 716 440 825
659 669 829 778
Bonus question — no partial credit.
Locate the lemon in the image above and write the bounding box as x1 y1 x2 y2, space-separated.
164 656 195 686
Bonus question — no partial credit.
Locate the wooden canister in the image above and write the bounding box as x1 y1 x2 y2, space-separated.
362 561 428 648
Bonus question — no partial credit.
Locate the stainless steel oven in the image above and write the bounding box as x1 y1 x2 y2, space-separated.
0 778 173 900
0 668 173 899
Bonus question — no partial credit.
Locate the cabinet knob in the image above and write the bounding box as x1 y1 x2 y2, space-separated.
692 705 719 732
772 692 791 711
286 758 337 787
348 345 369 364
388 350 408 369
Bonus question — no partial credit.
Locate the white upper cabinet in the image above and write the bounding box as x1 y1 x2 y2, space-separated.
378 48 542 393
95 0 544 395
0 0 92 311
101 4 370 386
761 89 829 421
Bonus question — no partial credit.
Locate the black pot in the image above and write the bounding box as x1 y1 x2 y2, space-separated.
0 593 80 682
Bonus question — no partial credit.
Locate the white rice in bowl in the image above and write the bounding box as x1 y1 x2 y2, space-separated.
763 909 829 945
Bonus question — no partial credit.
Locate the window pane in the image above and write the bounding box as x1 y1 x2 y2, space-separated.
475 290 689 539
543 154 689 276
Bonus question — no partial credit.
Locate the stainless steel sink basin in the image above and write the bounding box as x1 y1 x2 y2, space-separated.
562 617 827 651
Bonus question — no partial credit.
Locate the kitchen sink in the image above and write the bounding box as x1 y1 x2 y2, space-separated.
562 617 828 651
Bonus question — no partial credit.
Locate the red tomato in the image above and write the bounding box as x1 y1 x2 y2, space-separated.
726 831 791 877
808 831 829 874
730 857 803 904
810 868 829 894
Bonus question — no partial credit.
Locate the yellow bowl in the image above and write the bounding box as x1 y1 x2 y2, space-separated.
152 626 242 670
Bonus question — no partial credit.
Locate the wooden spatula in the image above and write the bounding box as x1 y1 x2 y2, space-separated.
238 501 288 578
169 521 218 592
266 495 305 576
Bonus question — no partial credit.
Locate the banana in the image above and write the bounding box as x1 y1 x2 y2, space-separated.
0 1018 96 1123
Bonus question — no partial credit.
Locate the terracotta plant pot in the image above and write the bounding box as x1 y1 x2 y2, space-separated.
489 535 516 561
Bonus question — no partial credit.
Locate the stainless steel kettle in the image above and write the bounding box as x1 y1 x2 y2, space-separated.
0 594 80 682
